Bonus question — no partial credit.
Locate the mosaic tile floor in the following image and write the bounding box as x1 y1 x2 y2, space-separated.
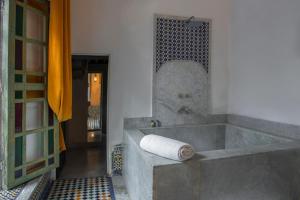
47 177 115 200
0 184 24 200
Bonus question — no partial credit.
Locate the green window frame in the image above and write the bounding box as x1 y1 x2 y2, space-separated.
1 0 59 189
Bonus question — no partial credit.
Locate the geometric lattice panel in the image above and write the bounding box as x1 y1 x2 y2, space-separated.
112 144 123 176
47 177 115 200
155 16 210 73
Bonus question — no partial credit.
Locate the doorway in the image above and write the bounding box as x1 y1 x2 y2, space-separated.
87 73 103 143
58 56 109 179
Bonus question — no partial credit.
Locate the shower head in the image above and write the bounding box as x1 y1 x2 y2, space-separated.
185 16 202 28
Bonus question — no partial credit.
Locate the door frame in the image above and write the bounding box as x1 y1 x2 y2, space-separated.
68 55 110 171
0 0 11 189
88 62 108 135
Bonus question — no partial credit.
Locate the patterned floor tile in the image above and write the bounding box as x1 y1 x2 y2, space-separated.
47 176 115 200
0 184 24 200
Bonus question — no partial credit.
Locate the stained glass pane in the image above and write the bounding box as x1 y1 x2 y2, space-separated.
26 75 44 83
26 43 45 73
15 91 23 99
16 6 23 36
15 170 23 179
15 40 23 70
26 161 45 175
48 158 54 165
15 137 23 167
48 107 54 126
48 129 54 155
26 9 46 41
26 132 43 162
15 103 23 133
15 74 23 83
25 101 44 130
26 91 45 99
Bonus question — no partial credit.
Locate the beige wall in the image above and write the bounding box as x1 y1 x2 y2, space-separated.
228 0 300 125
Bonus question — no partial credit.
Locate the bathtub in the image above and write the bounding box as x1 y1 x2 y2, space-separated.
123 124 300 200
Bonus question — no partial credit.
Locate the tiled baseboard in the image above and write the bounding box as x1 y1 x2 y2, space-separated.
112 144 123 176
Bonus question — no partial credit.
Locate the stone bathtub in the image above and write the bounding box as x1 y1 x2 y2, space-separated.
123 124 300 200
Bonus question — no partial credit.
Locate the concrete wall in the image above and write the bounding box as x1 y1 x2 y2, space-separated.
123 130 154 200
71 0 231 173
228 0 300 126
124 128 300 200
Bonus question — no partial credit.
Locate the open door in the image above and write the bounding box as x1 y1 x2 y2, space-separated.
1 0 59 189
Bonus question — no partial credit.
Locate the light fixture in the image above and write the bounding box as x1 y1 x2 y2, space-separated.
93 74 98 82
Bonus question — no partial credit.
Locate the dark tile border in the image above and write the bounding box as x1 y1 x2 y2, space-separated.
107 176 116 200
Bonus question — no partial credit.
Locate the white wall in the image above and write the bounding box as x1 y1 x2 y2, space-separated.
228 0 300 125
71 0 231 173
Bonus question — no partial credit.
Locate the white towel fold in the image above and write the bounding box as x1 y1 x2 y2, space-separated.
139 134 195 161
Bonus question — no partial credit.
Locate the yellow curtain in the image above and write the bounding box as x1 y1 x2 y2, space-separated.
48 0 72 152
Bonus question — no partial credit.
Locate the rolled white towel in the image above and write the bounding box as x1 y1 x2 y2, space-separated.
140 134 195 161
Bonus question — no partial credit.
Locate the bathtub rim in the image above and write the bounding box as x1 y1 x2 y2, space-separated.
124 126 300 168
138 123 298 142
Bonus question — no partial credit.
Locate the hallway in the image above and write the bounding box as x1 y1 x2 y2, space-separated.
59 146 107 179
